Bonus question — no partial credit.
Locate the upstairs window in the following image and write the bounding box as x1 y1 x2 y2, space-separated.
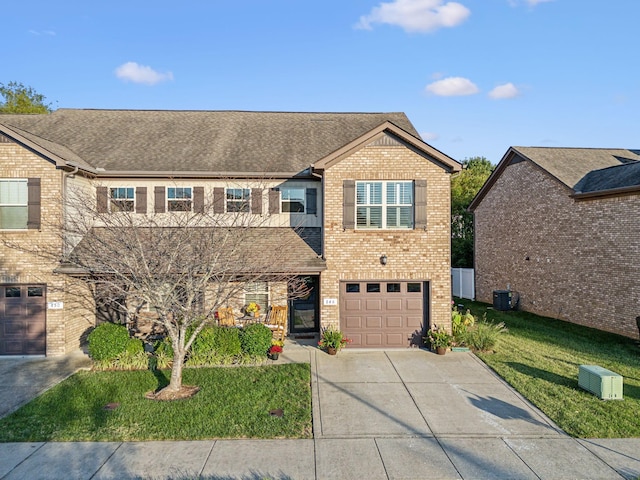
281 187 305 213
356 181 413 229
110 187 134 212
168 187 192 212
226 188 251 212
0 179 28 229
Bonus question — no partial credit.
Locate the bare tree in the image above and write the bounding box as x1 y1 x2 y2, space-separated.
19 183 310 399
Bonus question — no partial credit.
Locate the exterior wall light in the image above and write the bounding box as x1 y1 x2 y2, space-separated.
380 254 388 265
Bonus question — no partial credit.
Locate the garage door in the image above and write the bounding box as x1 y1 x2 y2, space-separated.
340 281 426 348
0 285 46 355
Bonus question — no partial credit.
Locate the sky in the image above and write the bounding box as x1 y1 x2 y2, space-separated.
2 0 639 164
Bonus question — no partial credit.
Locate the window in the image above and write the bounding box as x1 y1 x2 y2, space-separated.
407 283 421 293
0 179 27 229
168 187 192 212
387 283 401 293
245 282 269 310
356 181 413 229
110 187 134 212
345 283 360 293
366 283 381 293
281 187 305 213
226 188 250 212
5 287 21 297
28 287 44 297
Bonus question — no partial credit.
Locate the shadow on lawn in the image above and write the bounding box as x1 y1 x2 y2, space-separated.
149 357 170 392
505 362 580 390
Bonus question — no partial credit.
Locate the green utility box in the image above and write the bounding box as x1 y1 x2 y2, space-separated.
578 365 623 400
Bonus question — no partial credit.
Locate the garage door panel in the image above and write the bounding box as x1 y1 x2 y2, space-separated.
345 316 363 328
4 320 23 336
4 304 22 316
27 304 45 315
365 299 382 310
341 281 426 349
4 341 25 355
386 316 402 328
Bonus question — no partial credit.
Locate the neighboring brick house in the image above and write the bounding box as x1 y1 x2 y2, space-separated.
469 147 640 338
0 109 461 355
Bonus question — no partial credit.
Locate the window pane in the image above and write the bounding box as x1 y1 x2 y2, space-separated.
407 283 421 293
282 188 305 213
0 206 28 229
5 287 21 297
357 206 382 228
168 187 192 200
399 206 412 228
28 287 43 297
346 283 360 293
387 283 401 293
366 283 380 293
0 180 27 204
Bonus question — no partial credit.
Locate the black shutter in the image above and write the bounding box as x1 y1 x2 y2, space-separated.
306 188 317 215
213 187 225 214
251 188 262 214
269 188 280 214
135 187 147 214
96 186 108 214
193 187 205 213
27 178 41 229
154 186 165 213
342 180 355 229
414 180 427 230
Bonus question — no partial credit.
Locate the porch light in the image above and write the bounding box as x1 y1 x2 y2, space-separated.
380 255 388 265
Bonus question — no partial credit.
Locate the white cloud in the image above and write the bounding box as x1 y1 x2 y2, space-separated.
488 82 520 99
425 76 479 96
115 62 174 85
527 0 553 5
355 0 470 33
421 132 440 141
29 30 56 36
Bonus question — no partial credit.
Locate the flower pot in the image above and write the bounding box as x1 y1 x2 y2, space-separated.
268 353 279 360
327 347 337 355
436 346 446 355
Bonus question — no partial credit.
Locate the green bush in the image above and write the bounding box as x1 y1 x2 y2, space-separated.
153 337 174 369
461 317 508 352
87 322 131 361
188 326 242 366
240 323 272 356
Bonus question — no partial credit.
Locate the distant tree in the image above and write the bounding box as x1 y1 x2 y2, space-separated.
0 81 53 114
451 157 494 268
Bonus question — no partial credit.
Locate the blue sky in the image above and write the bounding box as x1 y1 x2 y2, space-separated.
3 0 639 163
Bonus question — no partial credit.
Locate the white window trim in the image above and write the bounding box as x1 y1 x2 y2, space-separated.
356 181 413 230
0 178 28 230
109 187 135 212
281 187 306 213
226 188 251 213
167 187 193 212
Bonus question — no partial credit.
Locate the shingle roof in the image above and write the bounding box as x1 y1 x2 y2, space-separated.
513 147 640 189
0 109 420 174
574 161 640 193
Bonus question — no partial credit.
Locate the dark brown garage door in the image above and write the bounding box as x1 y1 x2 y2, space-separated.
0 285 46 355
340 280 427 348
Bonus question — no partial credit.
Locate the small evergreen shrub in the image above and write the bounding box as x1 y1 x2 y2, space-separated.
240 323 272 356
87 322 130 361
188 325 242 366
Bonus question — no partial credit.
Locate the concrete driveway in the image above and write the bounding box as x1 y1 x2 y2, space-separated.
1 346 639 479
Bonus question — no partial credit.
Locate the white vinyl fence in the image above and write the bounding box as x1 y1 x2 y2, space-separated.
451 268 475 300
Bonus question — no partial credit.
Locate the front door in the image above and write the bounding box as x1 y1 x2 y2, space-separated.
289 276 319 333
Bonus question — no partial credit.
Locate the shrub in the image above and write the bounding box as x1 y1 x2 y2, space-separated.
188 325 242 366
452 307 475 338
461 316 508 352
240 323 272 356
153 337 174 370
87 322 131 361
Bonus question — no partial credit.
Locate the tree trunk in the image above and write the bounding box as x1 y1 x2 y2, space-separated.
166 349 184 392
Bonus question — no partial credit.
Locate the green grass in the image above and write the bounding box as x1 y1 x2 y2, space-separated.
456 298 640 438
0 363 312 442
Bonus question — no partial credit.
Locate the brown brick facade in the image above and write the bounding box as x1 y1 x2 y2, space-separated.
321 142 453 334
474 160 640 338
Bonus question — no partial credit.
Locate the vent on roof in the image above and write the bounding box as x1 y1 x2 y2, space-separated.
578 365 623 400
368 134 402 147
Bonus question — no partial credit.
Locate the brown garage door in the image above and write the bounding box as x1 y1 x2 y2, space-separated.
340 280 427 348
0 285 46 355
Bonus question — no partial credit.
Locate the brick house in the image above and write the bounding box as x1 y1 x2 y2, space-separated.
469 147 640 338
0 109 461 356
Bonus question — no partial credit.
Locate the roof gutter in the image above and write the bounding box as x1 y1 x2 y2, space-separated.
571 184 640 200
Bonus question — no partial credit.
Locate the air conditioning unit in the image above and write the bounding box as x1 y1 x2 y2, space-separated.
578 365 623 400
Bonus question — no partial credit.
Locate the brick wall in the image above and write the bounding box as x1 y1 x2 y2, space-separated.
322 141 453 333
474 160 640 338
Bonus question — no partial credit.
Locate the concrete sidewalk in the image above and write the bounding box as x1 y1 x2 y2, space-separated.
1 345 639 479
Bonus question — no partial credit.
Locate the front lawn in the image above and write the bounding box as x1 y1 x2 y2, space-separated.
0 363 312 442
457 298 640 438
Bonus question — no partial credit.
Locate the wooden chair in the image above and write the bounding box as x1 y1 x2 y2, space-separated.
217 307 236 327
265 305 287 342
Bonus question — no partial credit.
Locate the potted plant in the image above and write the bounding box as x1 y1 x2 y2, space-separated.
244 302 260 317
318 327 351 355
426 325 452 355
268 340 283 360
